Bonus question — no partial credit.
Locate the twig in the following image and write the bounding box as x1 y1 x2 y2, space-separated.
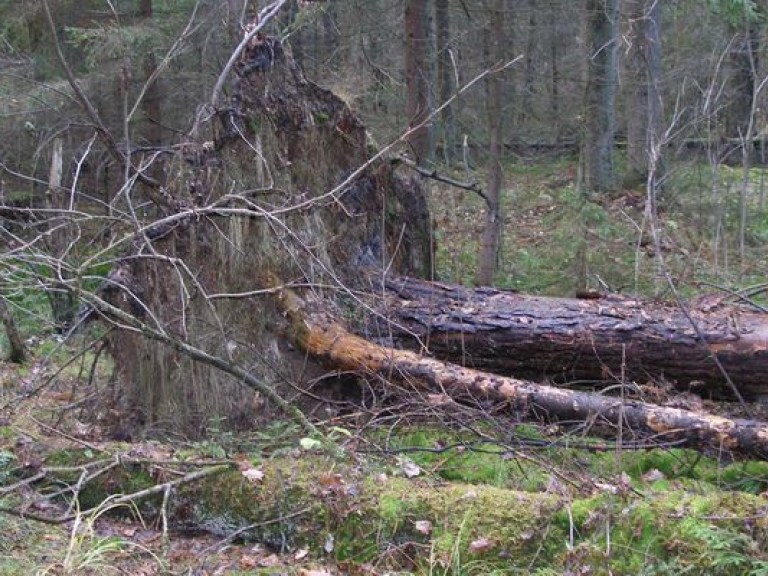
391 155 489 208
0 464 228 525
199 506 312 554
696 280 768 313
30 417 104 453
40 0 166 203
0 471 47 495
68 464 230 521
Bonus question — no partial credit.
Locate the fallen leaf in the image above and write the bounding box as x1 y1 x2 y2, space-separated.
294 548 309 560
239 554 259 569
259 554 281 567
324 533 335 553
469 537 495 554
241 468 264 483
300 437 323 451
414 520 432 534
400 458 421 478
641 468 664 482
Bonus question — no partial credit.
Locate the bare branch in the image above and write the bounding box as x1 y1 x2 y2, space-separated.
391 154 489 208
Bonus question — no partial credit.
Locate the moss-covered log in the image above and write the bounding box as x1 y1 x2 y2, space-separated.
375 276 768 399
274 281 768 459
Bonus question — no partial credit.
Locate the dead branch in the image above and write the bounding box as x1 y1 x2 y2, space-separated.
391 154 489 207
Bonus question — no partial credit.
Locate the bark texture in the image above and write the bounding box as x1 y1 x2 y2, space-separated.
404 0 431 166
625 0 662 187
0 297 25 363
584 0 619 194
476 0 505 287
435 0 456 164
274 280 768 460
374 276 768 400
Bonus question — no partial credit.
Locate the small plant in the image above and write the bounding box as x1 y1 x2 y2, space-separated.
36 499 161 575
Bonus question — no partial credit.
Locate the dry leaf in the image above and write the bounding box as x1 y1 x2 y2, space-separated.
324 533 335 553
259 554 281 567
469 537 495 554
642 468 665 483
414 520 432 535
241 468 265 483
401 459 421 478
239 554 259 569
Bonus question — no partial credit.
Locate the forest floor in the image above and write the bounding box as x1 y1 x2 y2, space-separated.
2 158 768 575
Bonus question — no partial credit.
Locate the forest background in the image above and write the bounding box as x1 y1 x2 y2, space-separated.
1 1 768 575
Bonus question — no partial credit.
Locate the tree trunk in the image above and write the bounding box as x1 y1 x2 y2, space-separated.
274 280 768 460
44 137 76 328
435 0 456 164
373 276 768 400
520 0 536 125
136 0 152 18
476 0 504 286
549 1 560 141
405 0 431 166
227 0 244 41
724 16 760 140
583 0 619 194
0 297 25 364
625 0 662 187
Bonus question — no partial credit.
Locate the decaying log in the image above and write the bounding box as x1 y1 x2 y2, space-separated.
374 276 768 400
273 278 768 460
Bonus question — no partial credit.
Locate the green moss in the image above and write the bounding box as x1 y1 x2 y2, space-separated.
76 465 156 512
719 460 768 493
378 426 551 491
312 111 330 124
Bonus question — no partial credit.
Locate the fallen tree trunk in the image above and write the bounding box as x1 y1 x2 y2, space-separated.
373 276 768 400
273 279 768 460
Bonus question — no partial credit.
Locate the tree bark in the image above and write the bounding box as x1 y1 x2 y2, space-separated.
136 0 152 18
374 276 768 400
625 0 662 187
724 15 760 140
274 279 768 460
405 0 431 166
435 0 456 164
44 137 76 327
583 0 619 194
476 0 504 286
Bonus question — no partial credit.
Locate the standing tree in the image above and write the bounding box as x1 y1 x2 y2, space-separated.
404 0 431 166
435 0 457 164
625 0 662 188
583 0 619 194
721 0 762 140
476 0 505 286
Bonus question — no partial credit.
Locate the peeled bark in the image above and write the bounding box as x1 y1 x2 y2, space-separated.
374 276 768 400
274 280 768 460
